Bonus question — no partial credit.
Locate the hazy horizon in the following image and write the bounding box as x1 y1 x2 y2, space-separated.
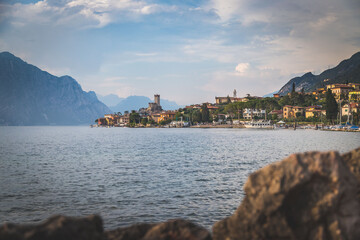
1 0 359 105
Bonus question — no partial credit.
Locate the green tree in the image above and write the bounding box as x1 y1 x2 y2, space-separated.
201 104 210 122
192 110 202 123
175 112 183 121
227 95 231 103
129 111 140 124
325 89 338 123
292 82 296 93
141 118 148 126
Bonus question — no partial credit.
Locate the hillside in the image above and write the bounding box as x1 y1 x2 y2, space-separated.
278 51 360 95
0 52 111 125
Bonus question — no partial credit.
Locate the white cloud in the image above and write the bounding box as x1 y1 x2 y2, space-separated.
5 0 177 29
207 0 245 22
235 63 249 75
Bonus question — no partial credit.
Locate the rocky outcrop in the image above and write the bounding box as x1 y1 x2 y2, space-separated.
106 219 211 240
0 215 104 240
0 217 210 240
342 147 360 182
213 150 360 240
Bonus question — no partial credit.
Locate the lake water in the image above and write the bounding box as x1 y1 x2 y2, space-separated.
0 126 359 229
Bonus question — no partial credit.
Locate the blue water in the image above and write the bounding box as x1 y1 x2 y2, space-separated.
0 126 359 229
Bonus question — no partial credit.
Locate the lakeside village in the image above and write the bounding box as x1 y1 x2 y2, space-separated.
94 83 360 131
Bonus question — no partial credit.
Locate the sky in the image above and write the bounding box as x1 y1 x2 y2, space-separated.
0 0 359 105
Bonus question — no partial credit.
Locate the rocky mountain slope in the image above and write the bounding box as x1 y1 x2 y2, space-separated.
278 51 360 95
0 52 111 125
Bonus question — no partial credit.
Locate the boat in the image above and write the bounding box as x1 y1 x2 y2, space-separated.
244 120 274 129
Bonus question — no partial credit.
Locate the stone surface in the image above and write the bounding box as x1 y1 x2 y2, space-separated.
342 147 360 182
0 215 104 240
106 223 156 240
213 150 360 240
106 219 211 240
0 217 210 240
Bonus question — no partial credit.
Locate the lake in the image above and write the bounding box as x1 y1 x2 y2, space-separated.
0 126 359 229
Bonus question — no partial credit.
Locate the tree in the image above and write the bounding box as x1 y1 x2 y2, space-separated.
292 82 296 93
129 111 140 124
227 95 231 103
141 118 148 126
175 112 183 121
201 104 210 122
192 110 201 123
325 89 338 123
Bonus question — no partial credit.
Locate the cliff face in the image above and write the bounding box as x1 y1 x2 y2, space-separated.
278 52 360 95
0 52 111 125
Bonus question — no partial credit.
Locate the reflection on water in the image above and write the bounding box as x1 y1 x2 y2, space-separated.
0 126 359 229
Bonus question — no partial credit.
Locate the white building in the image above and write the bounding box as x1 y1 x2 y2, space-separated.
243 108 266 119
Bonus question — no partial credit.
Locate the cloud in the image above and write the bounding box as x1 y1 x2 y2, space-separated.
235 63 249 75
4 0 178 29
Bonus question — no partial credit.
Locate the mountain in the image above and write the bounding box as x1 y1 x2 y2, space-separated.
96 94 124 108
109 95 183 113
278 51 360 95
0 52 111 125
263 91 278 98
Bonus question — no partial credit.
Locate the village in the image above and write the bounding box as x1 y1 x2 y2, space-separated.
94 82 360 130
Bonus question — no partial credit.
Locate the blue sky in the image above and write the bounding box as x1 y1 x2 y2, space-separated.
1 0 359 105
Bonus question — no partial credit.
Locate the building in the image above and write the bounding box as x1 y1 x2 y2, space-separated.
160 111 176 122
150 111 176 123
269 110 283 119
118 114 130 125
147 94 162 113
273 93 280 98
330 85 354 100
242 108 266 119
312 88 326 99
283 105 305 119
348 83 360 91
185 104 201 109
342 103 359 116
305 106 324 118
215 96 248 104
349 91 360 101
207 105 219 111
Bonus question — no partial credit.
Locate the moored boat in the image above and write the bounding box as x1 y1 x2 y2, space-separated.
244 120 274 129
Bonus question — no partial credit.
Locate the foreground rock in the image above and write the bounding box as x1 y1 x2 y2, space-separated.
213 150 360 240
106 219 211 240
0 217 210 240
0 215 104 240
342 147 360 182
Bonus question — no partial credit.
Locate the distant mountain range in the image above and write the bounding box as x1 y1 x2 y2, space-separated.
98 95 183 113
278 51 360 95
0 52 111 125
96 94 124 107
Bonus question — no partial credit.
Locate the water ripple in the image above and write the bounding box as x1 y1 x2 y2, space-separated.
0 126 359 229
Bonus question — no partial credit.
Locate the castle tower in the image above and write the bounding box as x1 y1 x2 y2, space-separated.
154 94 160 105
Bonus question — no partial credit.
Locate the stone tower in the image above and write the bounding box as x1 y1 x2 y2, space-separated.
154 94 160 105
